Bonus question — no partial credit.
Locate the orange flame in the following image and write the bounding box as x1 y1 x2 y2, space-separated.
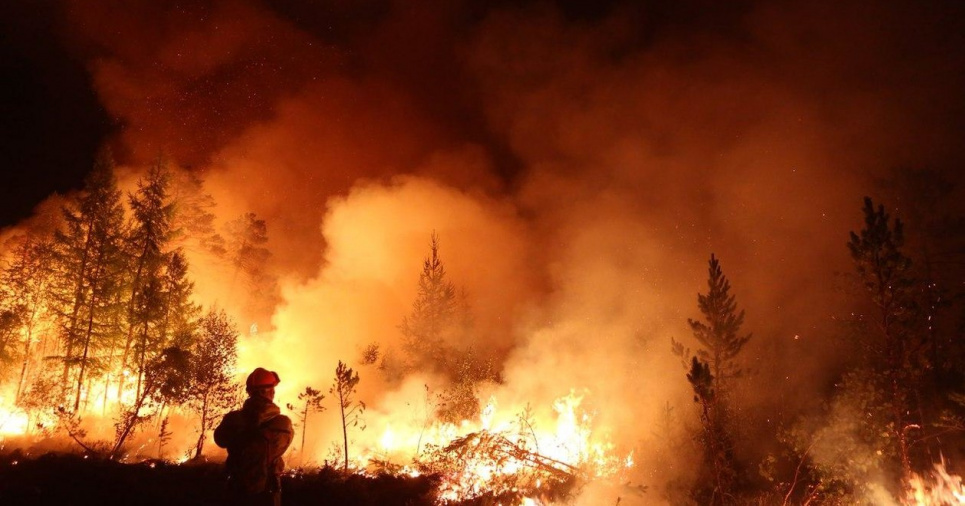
906 460 965 505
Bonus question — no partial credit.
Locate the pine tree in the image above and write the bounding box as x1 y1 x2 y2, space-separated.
331 360 365 472
52 149 127 412
160 250 200 347
688 254 752 400
399 232 458 371
847 196 923 483
684 253 750 505
167 168 223 256
118 156 176 403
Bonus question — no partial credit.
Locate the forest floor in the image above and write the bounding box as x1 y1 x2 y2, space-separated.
0 450 466 506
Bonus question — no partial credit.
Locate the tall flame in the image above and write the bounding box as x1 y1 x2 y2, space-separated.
907 460 965 506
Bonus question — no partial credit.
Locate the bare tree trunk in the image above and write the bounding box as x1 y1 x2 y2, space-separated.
15 315 37 403
74 293 99 412
194 392 210 459
340 392 349 472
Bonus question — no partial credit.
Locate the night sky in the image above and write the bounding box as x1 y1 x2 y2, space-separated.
0 1 109 226
5 0 961 230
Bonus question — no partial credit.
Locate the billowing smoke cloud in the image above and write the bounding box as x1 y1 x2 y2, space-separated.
13 0 963 496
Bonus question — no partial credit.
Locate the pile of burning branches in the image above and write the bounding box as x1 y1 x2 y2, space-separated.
416 429 581 503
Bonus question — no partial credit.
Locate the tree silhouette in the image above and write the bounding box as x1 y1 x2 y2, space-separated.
687 253 752 398
52 149 126 412
331 360 364 472
223 212 279 328
119 156 176 404
848 196 923 483
286 386 326 462
187 308 238 459
399 232 458 371
683 253 749 505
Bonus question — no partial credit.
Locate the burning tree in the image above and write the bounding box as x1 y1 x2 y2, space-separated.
51 149 127 412
331 360 365 472
0 238 56 404
119 156 176 404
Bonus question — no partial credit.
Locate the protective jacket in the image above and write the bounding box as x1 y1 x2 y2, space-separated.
214 396 293 505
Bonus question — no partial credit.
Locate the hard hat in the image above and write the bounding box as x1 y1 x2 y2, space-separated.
246 367 280 390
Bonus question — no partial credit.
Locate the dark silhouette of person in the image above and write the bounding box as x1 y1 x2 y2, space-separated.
215 368 293 506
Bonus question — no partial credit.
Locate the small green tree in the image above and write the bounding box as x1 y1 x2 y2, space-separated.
286 386 326 462
331 361 365 472
111 345 191 459
187 308 238 459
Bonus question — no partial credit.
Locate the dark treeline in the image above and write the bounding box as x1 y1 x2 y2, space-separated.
671 169 965 504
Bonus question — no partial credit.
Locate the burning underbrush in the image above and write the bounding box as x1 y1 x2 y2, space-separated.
906 460 965 506
0 387 640 505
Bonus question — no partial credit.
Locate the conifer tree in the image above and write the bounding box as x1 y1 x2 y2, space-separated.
399 232 458 370
847 196 923 483
167 168 223 256
688 254 752 400
331 360 365 472
52 149 126 412
286 386 326 461
684 253 750 505
160 250 200 347
119 156 176 402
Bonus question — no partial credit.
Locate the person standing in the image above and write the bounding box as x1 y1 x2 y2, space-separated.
215 367 294 506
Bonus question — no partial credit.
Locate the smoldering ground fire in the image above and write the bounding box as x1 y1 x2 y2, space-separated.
2 0 965 505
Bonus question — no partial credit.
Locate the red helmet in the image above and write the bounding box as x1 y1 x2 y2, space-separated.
246 367 280 390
